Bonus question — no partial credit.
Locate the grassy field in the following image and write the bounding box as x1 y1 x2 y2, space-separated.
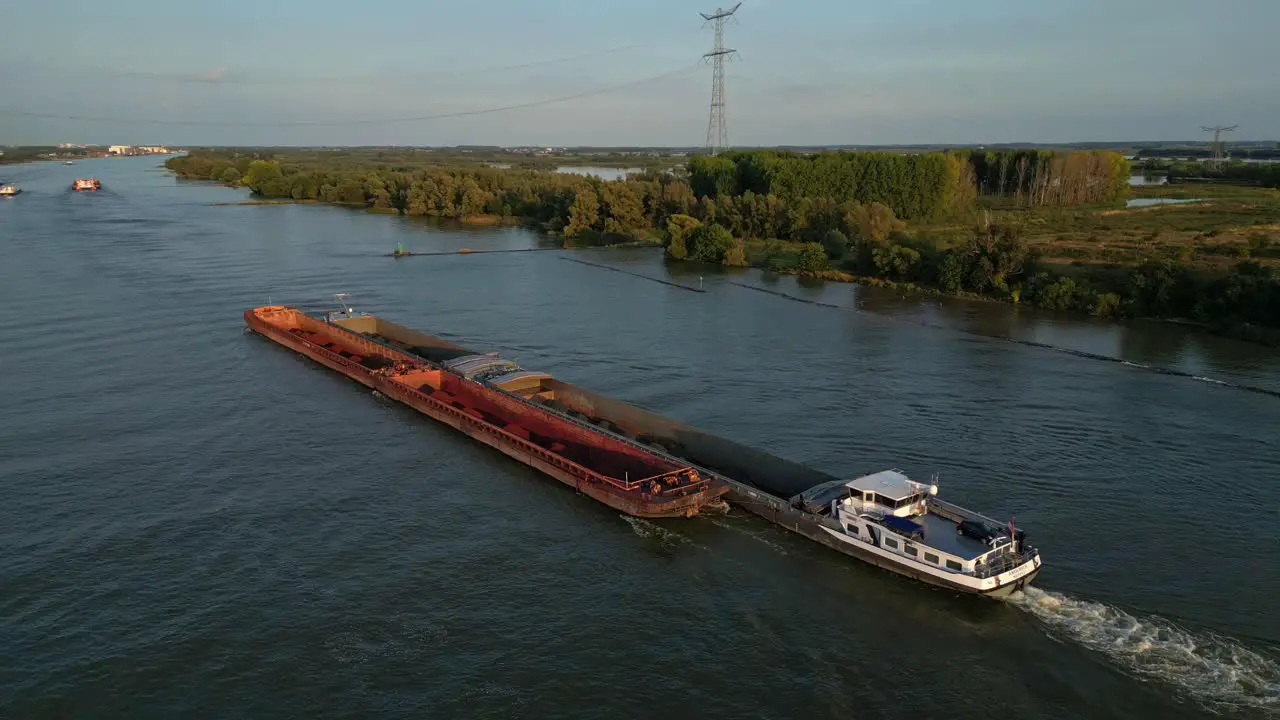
908 183 1280 272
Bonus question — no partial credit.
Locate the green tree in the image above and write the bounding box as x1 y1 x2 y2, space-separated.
821 229 850 260
722 240 748 267
566 188 600 237
601 183 647 235
871 244 921 280
664 214 701 260
688 224 734 263
937 250 968 293
796 243 829 273
845 202 904 243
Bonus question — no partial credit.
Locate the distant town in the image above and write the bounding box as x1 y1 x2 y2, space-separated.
0 144 177 164
58 143 173 157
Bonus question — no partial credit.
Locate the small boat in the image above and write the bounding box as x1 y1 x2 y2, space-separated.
65 161 75 165
72 178 102 192
0 183 21 197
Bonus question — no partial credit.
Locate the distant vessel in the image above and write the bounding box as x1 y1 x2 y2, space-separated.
71 178 101 192
0 183 20 197
64 161 75 165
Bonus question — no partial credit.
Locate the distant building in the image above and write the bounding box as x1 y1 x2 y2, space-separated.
107 145 168 156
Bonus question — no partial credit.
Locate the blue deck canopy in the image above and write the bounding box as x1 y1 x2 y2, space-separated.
881 514 925 537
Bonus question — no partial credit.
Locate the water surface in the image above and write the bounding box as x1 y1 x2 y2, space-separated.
1 156 1277 719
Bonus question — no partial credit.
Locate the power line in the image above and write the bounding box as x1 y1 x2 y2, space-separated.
700 3 740 154
1199 124 1237 166
0 64 700 128
17 44 653 86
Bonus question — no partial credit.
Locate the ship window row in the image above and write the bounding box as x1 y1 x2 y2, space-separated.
868 492 925 509
914 549 964 572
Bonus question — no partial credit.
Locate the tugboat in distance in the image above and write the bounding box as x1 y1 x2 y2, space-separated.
71 178 102 192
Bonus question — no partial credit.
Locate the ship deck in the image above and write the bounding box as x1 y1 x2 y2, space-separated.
289 328 398 371
916 512 991 560
284 325 693 490
340 314 842 499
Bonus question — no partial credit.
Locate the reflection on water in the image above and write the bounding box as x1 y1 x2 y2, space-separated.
1126 197 1201 208
556 166 642 181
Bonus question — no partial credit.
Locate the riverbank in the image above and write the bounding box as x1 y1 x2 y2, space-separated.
165 148 1277 339
736 259 1280 347
659 186 1280 345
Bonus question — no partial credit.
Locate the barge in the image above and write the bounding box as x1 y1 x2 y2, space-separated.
244 300 727 519
338 310 1043 598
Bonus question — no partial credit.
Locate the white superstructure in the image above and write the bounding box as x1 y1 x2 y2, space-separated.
807 469 1041 596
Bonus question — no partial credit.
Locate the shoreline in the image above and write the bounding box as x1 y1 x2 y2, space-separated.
671 257 1280 348
180 176 1278 348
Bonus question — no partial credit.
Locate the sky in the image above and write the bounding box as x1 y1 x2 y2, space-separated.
1 0 1278 147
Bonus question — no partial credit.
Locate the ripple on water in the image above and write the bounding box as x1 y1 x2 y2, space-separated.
1 161 1278 719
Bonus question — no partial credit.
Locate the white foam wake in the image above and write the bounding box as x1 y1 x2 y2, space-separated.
1009 587 1280 714
620 516 696 549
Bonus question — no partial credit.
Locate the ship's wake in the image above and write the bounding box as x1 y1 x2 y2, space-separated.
620 516 699 551
1009 587 1280 714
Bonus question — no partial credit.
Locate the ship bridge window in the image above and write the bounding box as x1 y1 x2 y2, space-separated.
846 524 859 535
924 552 940 564
871 493 921 509
884 538 898 550
945 559 963 571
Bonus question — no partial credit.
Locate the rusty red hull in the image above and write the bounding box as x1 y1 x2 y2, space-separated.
244 306 727 518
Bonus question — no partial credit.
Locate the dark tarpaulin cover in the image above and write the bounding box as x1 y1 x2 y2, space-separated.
882 514 924 537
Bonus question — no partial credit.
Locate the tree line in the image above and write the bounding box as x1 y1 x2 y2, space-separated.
688 149 1130 218
166 151 947 245
967 150 1131 207
166 150 1277 335
1164 161 1280 188
687 150 976 219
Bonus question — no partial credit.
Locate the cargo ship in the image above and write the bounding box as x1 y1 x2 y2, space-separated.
244 299 727 519
337 309 1043 598
72 178 102 192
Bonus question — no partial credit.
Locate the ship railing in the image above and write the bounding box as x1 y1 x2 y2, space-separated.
971 548 1038 579
324 317 723 497
623 468 712 496
379 374 646 494
927 497 1006 530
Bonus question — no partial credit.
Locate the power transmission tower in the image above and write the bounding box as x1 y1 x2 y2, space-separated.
1200 124 1238 166
701 3 741 155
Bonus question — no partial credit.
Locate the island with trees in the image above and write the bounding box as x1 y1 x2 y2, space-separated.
165 147 1279 340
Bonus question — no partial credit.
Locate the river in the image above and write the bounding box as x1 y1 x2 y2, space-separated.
1 156 1277 719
